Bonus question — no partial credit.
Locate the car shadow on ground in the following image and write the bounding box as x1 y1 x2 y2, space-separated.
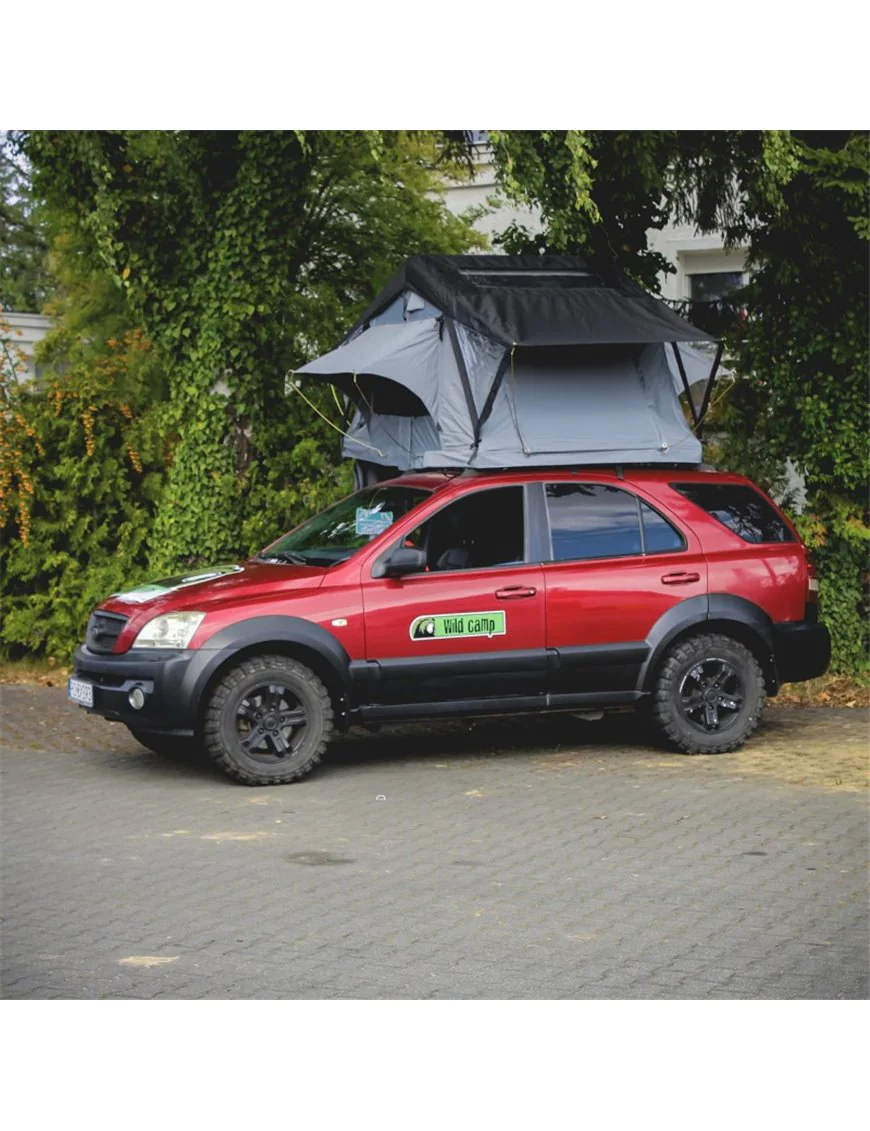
2 680 830 787
325 710 647 768
95 709 655 786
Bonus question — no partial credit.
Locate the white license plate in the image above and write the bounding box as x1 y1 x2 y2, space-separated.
68 678 94 707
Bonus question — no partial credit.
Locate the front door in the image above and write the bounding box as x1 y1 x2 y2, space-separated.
362 484 547 705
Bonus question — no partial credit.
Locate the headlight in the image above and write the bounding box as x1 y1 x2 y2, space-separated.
131 611 206 649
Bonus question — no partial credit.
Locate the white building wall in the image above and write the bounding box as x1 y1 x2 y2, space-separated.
443 149 748 299
1 311 53 383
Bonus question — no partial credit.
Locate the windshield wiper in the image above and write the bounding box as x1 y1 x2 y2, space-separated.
257 550 309 565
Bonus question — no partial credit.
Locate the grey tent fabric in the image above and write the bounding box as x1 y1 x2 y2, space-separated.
323 339 701 469
666 342 732 393
298 319 443 416
293 255 717 472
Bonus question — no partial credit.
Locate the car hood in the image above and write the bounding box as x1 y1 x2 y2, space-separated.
99 560 327 618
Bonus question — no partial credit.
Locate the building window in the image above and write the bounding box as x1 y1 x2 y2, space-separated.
688 271 745 304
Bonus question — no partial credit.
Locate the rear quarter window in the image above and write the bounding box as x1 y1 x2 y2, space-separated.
671 483 794 544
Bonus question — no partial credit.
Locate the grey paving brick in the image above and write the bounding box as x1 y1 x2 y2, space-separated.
1 690 868 999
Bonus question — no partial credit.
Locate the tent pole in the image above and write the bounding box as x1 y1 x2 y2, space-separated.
670 342 700 428
696 341 724 439
445 318 480 441
474 346 513 449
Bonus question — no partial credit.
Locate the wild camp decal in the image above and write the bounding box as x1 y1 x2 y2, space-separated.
409 611 506 641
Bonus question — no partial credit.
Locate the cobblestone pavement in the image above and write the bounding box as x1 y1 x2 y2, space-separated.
1 685 867 999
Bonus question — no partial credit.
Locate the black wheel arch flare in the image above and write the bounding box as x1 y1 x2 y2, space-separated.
638 594 779 697
183 616 354 729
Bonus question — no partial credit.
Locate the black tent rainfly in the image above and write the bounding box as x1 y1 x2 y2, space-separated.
292 255 724 483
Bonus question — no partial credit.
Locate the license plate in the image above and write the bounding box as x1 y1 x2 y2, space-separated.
68 678 94 707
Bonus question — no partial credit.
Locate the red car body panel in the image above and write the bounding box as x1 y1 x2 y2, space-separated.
72 464 830 744
104 468 811 658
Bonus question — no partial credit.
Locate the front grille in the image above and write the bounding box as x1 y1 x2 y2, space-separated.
86 610 129 653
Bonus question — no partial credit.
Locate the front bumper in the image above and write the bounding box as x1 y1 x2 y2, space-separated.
773 619 831 684
71 645 198 735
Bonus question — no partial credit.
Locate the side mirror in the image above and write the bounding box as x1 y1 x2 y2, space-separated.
382 547 427 578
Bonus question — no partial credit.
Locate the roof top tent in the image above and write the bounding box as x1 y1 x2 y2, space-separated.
294 255 725 486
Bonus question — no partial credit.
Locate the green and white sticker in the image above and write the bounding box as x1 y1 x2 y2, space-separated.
409 610 506 641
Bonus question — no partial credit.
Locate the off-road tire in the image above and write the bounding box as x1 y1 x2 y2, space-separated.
129 728 203 761
651 632 766 755
203 654 333 785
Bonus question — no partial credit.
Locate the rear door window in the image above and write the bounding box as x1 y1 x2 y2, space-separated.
671 483 794 544
640 501 685 553
545 484 642 561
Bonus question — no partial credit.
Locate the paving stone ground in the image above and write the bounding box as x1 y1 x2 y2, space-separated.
1 684 867 999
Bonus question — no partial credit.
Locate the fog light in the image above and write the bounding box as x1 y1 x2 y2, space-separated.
128 687 146 710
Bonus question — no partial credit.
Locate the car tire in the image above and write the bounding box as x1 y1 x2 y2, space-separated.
129 728 203 761
650 632 766 755
203 654 333 785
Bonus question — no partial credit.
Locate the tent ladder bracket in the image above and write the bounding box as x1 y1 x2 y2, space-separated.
696 341 724 439
445 318 480 440
670 342 700 429
473 346 514 449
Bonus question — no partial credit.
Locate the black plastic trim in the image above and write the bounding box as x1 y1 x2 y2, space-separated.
636 594 784 694
373 648 547 683
524 481 551 563
358 689 642 723
554 642 649 668
183 616 354 715
72 645 196 733
75 616 355 735
773 621 831 683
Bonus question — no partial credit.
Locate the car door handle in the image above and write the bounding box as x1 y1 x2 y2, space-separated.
495 586 537 599
661 571 701 585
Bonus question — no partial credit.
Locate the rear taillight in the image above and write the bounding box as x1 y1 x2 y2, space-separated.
806 556 819 604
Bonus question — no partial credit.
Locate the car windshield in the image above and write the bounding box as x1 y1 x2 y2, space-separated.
258 484 432 567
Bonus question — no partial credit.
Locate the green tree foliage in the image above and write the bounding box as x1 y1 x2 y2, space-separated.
487 130 798 290
24 130 482 573
489 130 868 672
1 320 168 658
715 133 869 672
1 131 482 658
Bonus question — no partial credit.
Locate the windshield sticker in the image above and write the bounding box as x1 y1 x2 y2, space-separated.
112 565 243 604
410 611 506 641
355 507 394 536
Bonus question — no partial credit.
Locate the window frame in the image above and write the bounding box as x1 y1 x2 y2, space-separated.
371 482 543 578
541 481 687 565
669 481 795 545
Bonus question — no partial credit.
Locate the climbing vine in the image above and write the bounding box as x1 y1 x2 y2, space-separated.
23 130 483 575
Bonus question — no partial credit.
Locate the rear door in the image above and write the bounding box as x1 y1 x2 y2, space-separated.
540 481 708 695
361 484 547 706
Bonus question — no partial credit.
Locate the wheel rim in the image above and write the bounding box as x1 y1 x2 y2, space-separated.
677 658 745 734
234 682 308 762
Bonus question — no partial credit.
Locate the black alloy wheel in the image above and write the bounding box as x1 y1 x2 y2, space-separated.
235 682 308 762
204 655 334 785
677 658 744 734
650 632 766 755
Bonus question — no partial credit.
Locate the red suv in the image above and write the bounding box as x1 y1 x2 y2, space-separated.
69 467 830 785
